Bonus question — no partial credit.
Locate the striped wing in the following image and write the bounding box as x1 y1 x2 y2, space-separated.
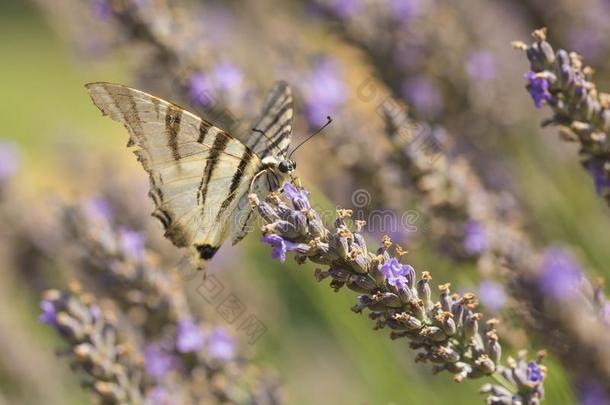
247 81 294 159
86 82 262 268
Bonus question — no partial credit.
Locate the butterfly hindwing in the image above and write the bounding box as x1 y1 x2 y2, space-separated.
86 82 263 267
247 81 294 159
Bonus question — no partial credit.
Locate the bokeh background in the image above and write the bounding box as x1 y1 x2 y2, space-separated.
2 0 610 404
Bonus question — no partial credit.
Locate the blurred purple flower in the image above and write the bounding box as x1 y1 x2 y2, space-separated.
207 327 235 361
261 234 299 263
477 280 507 313
587 158 610 196
304 58 347 127
83 197 113 223
600 302 610 326
146 386 174 405
328 0 361 19
188 73 214 107
527 362 543 383
526 71 551 108
284 183 310 210
176 319 205 353
144 343 179 379
402 76 443 117
579 382 610 405
118 227 146 262
387 0 425 23
38 300 56 326
466 50 496 81
92 0 112 19
188 61 244 108
0 141 20 182
568 28 604 62
379 257 413 291
463 220 488 255
212 61 244 94
539 247 583 300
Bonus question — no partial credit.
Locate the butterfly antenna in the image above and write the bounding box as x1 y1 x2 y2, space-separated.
288 116 332 159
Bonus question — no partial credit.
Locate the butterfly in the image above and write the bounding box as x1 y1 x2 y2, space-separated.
86 81 296 269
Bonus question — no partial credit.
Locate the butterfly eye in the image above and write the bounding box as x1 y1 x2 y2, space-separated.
278 161 290 173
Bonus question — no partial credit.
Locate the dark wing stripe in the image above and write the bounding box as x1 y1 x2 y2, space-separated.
197 133 230 206
250 98 291 151
103 84 144 145
197 120 211 143
215 151 254 221
166 106 183 161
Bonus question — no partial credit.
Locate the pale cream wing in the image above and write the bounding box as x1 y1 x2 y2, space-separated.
86 82 262 267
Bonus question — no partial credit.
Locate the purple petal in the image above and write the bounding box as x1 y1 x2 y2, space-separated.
207 327 235 361
176 320 205 353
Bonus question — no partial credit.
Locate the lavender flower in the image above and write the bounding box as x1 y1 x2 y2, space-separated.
379 257 412 291
579 382 610 405
587 158 610 196
477 280 507 313
284 183 310 210
38 299 57 326
188 73 214 107
304 57 347 127
250 181 546 404
212 61 244 94
402 76 442 117
144 343 180 379
176 320 205 353
118 227 146 262
327 0 361 19
466 50 496 81
207 327 235 361
261 234 299 263
539 247 583 301
525 71 551 108
463 220 489 255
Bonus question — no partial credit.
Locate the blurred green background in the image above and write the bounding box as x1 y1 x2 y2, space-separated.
4 0 610 404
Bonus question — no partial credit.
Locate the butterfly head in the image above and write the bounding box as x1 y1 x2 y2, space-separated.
278 159 297 174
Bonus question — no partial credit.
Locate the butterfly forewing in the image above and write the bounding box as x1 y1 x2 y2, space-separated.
86 82 264 267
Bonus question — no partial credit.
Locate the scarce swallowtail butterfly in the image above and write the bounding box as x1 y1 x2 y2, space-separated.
86 81 295 269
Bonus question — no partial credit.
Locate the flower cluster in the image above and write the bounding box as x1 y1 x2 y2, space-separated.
37 198 281 405
515 28 610 204
253 182 545 404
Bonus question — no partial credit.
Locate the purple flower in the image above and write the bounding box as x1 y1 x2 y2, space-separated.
38 300 56 326
0 141 20 182
477 280 507 313
402 76 443 118
284 183 310 210
261 234 299 263
527 362 543 383
466 50 496 81
379 257 414 291
304 58 347 127
144 343 179 379
579 382 610 405
212 61 243 94
207 327 235 361
568 27 605 62
539 246 583 300
388 0 426 23
587 158 610 196
329 0 361 19
118 227 146 262
188 73 214 107
526 71 551 108
146 386 174 405
83 197 112 223
176 320 205 353
92 0 112 19
600 302 610 326
463 220 488 255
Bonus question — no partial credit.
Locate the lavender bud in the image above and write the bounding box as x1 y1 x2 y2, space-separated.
391 312 422 330
464 312 482 341
417 271 433 310
347 275 378 293
439 283 452 311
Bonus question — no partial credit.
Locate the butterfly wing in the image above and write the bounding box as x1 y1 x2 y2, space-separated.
246 81 294 159
229 82 294 244
86 82 262 268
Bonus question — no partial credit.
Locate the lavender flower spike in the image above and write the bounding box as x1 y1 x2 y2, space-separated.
250 181 545 404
